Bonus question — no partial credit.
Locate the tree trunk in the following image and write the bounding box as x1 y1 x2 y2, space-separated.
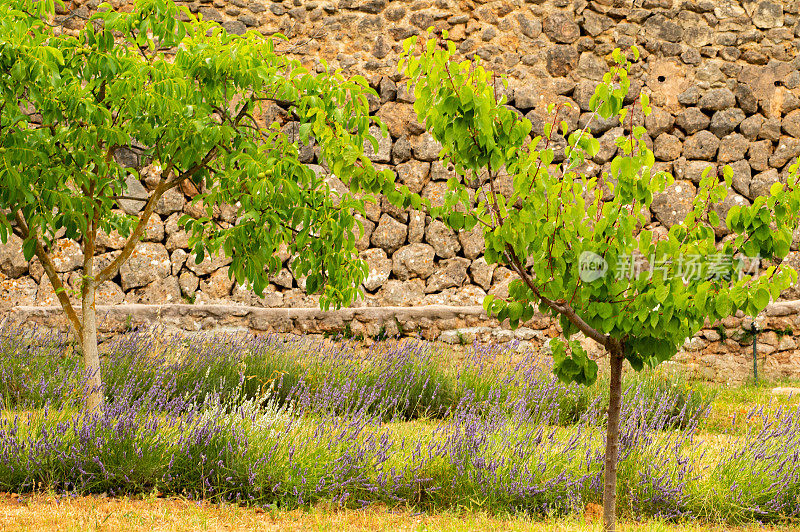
81 281 104 412
602 346 624 532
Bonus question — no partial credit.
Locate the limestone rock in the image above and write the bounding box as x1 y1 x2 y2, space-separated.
371 213 407 254
129 276 181 304
0 234 27 278
413 132 443 161
717 133 749 163
676 107 710 135
683 130 720 160
654 133 682 161
458 226 485 260
143 214 165 243
709 108 745 137
1 273 38 307
376 279 425 306
119 242 171 290
361 248 392 291
546 45 578 77
199 266 235 300
155 187 186 216
782 109 800 138
769 137 800 168
469 257 496 290
711 192 751 237
119 175 148 215
185 250 233 277
395 160 430 194
729 159 753 198
651 180 697 228
421 180 449 209
51 239 83 273
425 219 460 259
752 2 783 29
698 88 736 111
543 13 580 43
363 125 392 163
748 139 773 172
739 114 764 140
392 243 435 280
376 102 425 138
179 271 199 297
408 210 425 243
644 107 675 137
750 168 780 198
426 257 470 293
684 160 716 184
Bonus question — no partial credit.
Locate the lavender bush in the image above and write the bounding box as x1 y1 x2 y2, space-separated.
0 324 797 525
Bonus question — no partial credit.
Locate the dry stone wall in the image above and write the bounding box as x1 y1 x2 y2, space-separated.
3 0 800 381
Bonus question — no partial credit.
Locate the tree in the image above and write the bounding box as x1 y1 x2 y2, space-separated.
398 34 800 531
0 0 392 411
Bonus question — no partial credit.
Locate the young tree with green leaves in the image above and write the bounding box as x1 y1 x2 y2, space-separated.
0 0 391 411
398 34 800 531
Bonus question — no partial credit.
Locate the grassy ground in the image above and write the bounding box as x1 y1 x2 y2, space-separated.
0 493 790 532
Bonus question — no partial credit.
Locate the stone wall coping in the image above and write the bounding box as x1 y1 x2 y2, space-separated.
5 299 800 323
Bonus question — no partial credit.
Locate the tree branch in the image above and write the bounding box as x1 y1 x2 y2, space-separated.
13 210 84 342
96 146 219 284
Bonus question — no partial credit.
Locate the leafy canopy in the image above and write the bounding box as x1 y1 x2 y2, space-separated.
399 33 800 385
0 0 393 309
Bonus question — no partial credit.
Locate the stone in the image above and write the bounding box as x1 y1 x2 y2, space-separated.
413 132 443 161
392 243 436 280
155 187 186 216
698 88 736 111
421 181 448 209
654 133 683 161
354 216 375 252
709 108 746 137
51 239 83 273
546 45 578 77
593 127 623 164
0 276 38 307
717 133 750 163
683 130 720 160
576 53 606 81
644 14 683 42
458 226 485 260
143 214 165 243
488 266 517 299
752 2 783 29
729 159 753 197
739 114 764 140
582 10 613 37
363 125 392 163
678 86 703 106
119 242 170 290
130 276 181 305
270 268 293 289
759 117 782 141
94 281 126 305
408 210 425 243
170 249 187 276
782 109 800 137
748 139 773 172
185 250 233 277
651 180 697 228
543 13 580 43
392 136 413 163
675 107 710 135
425 257 470 293
711 191 751 236
199 267 234 300
396 160 430 194
376 102 425 138
425 219 460 259
371 213 407 254
118 175 149 215
516 13 542 39
469 257 496 291
684 160 716 184
0 234 28 278
376 279 425 306
769 137 800 168
644 107 675 137
750 168 780 198
735 84 759 114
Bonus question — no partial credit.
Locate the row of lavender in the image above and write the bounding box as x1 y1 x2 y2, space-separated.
0 327 798 522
